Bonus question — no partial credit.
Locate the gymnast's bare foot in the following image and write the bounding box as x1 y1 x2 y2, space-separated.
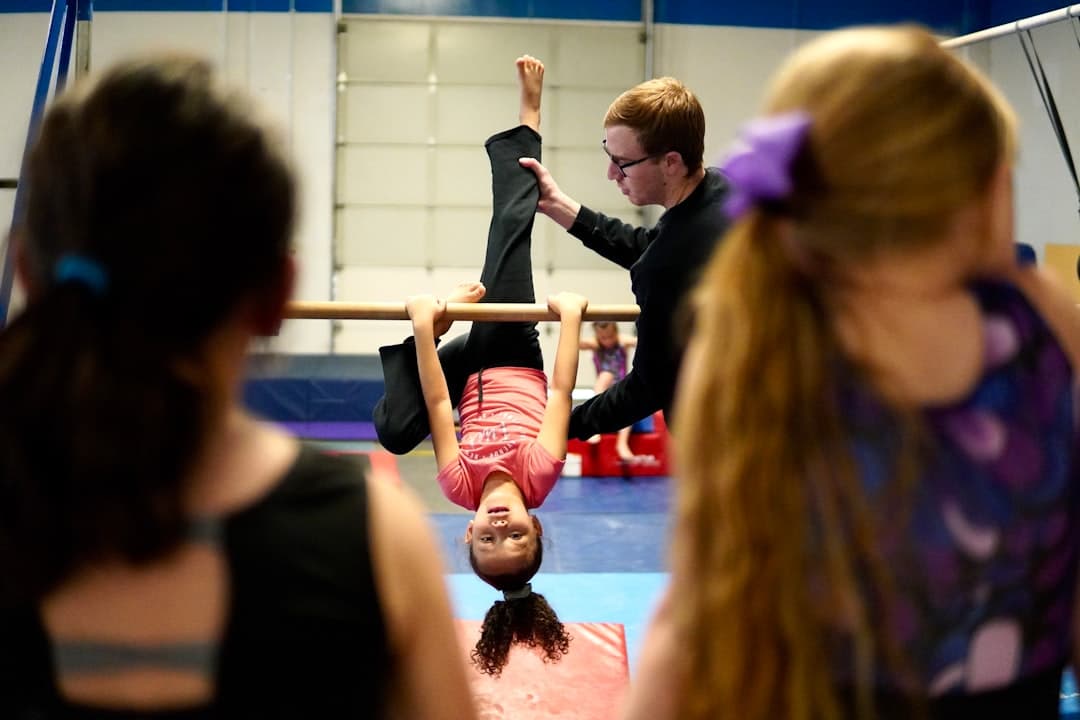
615 439 638 463
434 281 485 338
516 55 544 132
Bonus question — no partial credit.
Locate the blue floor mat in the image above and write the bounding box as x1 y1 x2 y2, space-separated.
1062 668 1079 716
540 475 672 514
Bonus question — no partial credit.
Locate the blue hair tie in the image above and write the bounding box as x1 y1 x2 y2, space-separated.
54 254 108 295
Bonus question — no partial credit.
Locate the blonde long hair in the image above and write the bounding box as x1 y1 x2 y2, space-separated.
672 26 1016 720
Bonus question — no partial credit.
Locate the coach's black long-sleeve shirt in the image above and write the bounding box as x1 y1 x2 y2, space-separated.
566 168 730 439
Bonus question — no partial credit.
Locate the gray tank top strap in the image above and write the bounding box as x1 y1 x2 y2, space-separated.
186 514 224 546
49 516 225 678
52 640 216 675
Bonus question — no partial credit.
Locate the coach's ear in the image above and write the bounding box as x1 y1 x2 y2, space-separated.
252 254 296 337
11 230 38 299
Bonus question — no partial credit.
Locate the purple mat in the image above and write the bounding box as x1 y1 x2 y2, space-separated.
277 421 378 441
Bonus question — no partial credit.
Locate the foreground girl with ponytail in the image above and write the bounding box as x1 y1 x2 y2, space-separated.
624 25 1080 720
0 55 474 718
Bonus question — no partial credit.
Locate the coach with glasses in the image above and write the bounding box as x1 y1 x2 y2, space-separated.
520 76 730 441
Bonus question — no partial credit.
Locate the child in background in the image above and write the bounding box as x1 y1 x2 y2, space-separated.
579 321 646 463
376 55 581 677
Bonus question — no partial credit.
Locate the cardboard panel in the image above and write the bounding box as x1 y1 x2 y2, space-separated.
1045 243 1080 303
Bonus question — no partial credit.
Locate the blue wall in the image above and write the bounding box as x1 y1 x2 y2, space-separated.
990 0 1066 26
0 0 1069 35
657 0 972 32
0 0 333 11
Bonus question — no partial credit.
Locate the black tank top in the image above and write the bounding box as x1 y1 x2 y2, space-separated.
0 445 391 718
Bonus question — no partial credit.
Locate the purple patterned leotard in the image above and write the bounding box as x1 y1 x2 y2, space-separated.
593 344 628 381
838 280 1079 715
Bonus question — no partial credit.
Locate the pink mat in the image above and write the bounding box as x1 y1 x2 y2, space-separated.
456 620 629 719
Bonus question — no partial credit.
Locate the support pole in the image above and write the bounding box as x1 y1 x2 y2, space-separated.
942 4 1080 48
75 0 92 81
1 0 68 329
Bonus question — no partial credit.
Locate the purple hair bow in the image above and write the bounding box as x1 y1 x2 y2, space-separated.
720 111 813 220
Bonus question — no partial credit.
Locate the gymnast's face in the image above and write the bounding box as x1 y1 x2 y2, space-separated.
594 323 618 349
603 125 664 207
466 500 542 576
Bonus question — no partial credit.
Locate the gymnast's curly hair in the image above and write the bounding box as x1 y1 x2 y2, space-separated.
468 541 572 676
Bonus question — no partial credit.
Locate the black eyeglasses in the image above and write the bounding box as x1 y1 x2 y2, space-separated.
602 139 660 178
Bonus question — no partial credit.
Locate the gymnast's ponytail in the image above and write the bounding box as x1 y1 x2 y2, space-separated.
0 54 295 608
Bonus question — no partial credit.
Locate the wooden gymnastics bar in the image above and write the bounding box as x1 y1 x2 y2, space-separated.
286 301 640 322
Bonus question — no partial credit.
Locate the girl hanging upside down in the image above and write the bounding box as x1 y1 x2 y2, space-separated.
374 54 581 677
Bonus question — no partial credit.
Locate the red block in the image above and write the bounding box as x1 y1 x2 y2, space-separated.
456 620 629 719
566 412 670 477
